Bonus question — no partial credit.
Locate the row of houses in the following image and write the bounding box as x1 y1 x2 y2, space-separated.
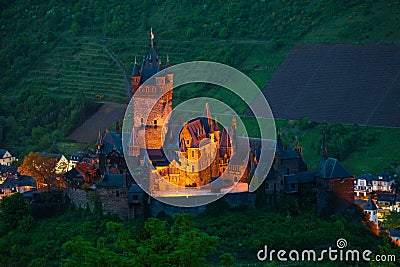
354 171 395 197
0 165 36 199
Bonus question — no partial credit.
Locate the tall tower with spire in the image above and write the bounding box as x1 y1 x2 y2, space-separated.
131 29 174 149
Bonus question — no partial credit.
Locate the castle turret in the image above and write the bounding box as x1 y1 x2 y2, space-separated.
96 130 106 173
130 57 141 94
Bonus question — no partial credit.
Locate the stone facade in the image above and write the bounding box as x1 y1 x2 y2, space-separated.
66 187 132 218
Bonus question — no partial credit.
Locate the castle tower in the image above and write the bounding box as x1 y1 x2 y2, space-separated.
96 130 106 173
130 57 141 94
132 29 174 149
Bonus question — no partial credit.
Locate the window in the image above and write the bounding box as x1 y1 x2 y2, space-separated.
154 120 157 128
141 118 144 124
192 166 194 172
116 190 120 197
192 151 195 158
132 195 139 201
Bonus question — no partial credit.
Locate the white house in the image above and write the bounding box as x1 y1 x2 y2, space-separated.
354 172 394 197
55 155 74 174
0 149 17 166
362 197 379 225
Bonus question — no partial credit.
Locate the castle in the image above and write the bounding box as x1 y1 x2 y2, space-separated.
123 31 249 196
65 31 354 218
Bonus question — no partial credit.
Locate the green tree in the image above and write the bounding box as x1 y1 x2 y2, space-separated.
0 193 29 229
220 252 235 266
385 212 400 230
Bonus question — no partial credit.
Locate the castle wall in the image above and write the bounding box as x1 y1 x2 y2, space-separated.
66 187 95 210
97 187 130 218
66 187 131 218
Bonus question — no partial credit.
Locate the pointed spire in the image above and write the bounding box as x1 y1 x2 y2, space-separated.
204 102 213 130
180 138 187 152
230 116 237 148
131 56 140 76
96 130 103 147
295 136 302 156
204 102 212 118
166 54 171 68
150 27 154 47
157 59 162 72
214 116 219 131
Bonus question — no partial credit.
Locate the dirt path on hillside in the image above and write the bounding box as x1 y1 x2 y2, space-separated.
67 103 127 143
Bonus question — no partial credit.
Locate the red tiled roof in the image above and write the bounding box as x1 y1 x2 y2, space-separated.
75 162 97 176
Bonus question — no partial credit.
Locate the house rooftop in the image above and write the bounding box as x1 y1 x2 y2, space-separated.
356 172 394 181
317 158 353 179
96 173 124 188
377 193 396 202
363 197 378 211
0 165 18 175
0 149 7 158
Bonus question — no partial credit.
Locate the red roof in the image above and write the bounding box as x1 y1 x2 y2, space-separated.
75 162 97 176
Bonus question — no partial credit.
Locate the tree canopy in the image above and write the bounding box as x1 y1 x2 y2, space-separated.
18 152 58 189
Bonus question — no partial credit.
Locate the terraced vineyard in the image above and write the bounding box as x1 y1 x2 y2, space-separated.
25 39 128 104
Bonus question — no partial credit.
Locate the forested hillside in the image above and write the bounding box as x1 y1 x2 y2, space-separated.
1 0 400 157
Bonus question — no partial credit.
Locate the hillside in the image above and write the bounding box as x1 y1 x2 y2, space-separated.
1 0 400 159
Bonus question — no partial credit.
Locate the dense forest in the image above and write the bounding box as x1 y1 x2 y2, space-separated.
1 193 400 266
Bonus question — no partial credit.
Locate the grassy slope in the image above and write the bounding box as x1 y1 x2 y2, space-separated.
342 127 400 175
